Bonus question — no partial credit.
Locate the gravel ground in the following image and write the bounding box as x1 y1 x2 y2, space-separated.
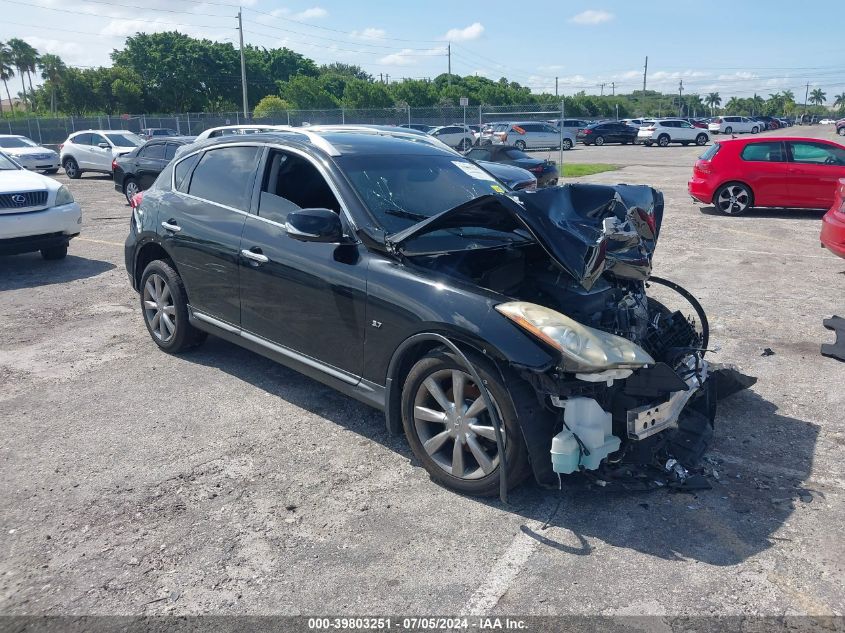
1 124 843 621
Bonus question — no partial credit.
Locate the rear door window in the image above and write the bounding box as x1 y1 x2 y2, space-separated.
164 143 179 160
71 133 93 145
187 146 261 210
140 143 166 160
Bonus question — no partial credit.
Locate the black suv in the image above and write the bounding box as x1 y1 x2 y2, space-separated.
113 137 195 204
125 128 721 497
577 121 638 145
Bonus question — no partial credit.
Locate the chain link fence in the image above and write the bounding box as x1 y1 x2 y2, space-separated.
2 104 570 146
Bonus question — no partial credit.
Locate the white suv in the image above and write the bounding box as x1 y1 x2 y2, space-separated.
638 119 710 147
59 130 144 178
428 125 476 150
0 151 82 260
707 116 760 135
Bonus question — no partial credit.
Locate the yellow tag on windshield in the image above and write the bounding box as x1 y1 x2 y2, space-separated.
491 184 505 193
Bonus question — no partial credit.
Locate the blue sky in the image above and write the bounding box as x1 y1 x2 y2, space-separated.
3 0 845 101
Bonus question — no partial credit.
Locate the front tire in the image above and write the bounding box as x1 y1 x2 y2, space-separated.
751 126 759 134
514 140 527 151
562 138 573 150
401 350 530 496
724 126 733 134
457 138 470 151
695 133 708 146
594 136 605 146
657 134 670 147
63 157 80 179
838 127 845 136
715 182 753 216
140 260 207 353
40 244 67 260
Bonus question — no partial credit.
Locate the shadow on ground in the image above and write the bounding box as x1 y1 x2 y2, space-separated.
180 337 818 568
0 254 115 291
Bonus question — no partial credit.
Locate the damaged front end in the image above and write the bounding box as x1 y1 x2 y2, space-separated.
392 184 748 489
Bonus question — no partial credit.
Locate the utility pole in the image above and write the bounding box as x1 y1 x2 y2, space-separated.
611 81 615 96
447 43 451 87
238 9 248 120
379 73 383 83
555 76 558 97
600 82 606 96
642 56 648 92
804 82 810 117
678 79 684 117
385 74 389 84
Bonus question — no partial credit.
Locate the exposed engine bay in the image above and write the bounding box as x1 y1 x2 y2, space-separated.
396 183 753 490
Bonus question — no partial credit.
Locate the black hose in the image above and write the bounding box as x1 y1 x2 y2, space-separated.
415 334 509 504
648 276 710 351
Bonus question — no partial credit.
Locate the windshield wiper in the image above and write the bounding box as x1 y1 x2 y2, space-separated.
384 208 429 221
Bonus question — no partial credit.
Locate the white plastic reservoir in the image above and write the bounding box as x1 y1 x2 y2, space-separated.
550 397 621 474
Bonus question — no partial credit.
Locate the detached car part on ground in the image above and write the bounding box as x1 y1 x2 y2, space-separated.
124 129 749 498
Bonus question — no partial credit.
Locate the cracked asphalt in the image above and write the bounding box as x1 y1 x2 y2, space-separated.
1 124 843 623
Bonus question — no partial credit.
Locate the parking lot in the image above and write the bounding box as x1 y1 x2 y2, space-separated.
1 124 844 619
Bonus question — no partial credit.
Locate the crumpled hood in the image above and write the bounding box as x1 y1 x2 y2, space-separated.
387 183 664 290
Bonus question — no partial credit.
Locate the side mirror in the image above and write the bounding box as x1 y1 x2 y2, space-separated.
98 142 110 149
285 208 343 243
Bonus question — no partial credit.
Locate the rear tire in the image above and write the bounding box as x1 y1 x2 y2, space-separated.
401 349 530 497
724 126 733 134
63 157 80 179
714 182 753 216
838 127 845 136
658 134 670 147
594 136 605 146
457 138 471 151
40 245 67 260
140 260 207 353
514 140 527 151
123 178 140 205
751 126 759 134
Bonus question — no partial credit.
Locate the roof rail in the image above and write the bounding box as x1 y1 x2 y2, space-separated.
258 125 342 156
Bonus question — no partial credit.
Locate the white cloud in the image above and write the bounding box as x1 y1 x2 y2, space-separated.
351 27 386 40
293 7 327 20
441 22 484 42
379 47 446 66
569 10 614 25
23 37 91 66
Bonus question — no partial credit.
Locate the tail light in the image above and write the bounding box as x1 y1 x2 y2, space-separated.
528 165 544 174
111 159 118 171
130 191 144 209
583 129 593 135
835 179 845 215
694 159 712 175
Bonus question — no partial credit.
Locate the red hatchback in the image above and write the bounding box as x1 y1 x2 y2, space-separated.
688 137 845 215
821 179 845 259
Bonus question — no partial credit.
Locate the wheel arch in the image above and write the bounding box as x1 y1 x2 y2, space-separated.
714 180 755 209
134 240 177 290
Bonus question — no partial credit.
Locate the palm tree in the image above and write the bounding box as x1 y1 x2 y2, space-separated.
6 38 37 110
725 96 741 114
834 92 845 112
809 88 826 106
705 92 721 115
38 53 66 114
750 93 765 115
0 42 15 115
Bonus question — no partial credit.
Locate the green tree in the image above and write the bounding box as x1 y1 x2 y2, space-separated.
833 92 845 113
38 53 67 114
0 42 15 113
319 62 372 81
389 79 438 107
279 75 338 109
6 38 37 109
342 79 394 108
253 94 291 118
705 92 721 115
809 88 826 106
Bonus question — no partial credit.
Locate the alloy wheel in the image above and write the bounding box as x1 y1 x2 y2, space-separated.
143 273 177 342
64 160 77 178
413 368 502 480
717 185 751 215
124 180 139 203
595 136 605 146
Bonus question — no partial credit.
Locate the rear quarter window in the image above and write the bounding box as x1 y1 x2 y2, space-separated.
186 146 260 210
699 144 721 160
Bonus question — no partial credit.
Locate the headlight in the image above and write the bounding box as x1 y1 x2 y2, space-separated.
495 301 654 372
54 185 74 206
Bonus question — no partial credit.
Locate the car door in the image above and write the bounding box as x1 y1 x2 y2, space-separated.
541 123 560 148
164 144 261 325
135 142 167 189
238 148 366 378
737 141 790 206
785 141 845 208
68 133 94 168
676 120 697 141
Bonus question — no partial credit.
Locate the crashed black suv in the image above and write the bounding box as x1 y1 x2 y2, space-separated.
125 126 729 497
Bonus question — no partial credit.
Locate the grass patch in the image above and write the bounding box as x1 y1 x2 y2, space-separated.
560 163 620 178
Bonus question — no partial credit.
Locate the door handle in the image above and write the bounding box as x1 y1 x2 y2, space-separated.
241 248 269 264
161 220 181 232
